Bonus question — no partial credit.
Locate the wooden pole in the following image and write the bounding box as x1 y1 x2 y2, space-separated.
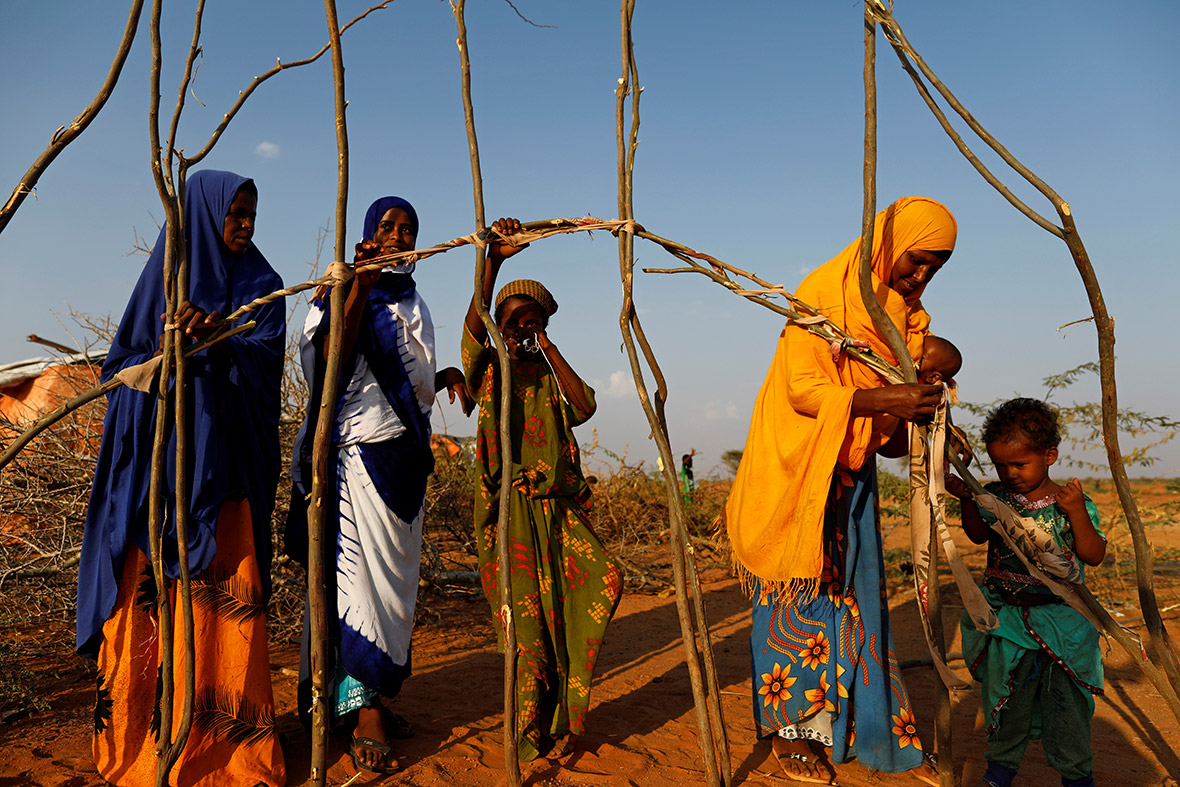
615 2 727 784
152 3 212 775
306 2 351 783
452 2 521 779
859 8 951 784
146 3 184 783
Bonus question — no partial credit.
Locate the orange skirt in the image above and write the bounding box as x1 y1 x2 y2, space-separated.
93 499 285 787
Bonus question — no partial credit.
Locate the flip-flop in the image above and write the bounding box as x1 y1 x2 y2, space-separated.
772 748 838 785
350 734 398 774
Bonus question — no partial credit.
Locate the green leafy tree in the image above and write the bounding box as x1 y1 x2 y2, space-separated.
958 362 1179 472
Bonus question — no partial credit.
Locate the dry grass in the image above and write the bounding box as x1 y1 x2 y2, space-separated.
3 335 1177 723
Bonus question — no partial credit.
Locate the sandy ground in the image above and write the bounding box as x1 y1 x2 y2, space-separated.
3 482 1180 786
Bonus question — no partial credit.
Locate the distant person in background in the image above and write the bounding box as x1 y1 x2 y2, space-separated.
287 196 472 774
78 170 287 786
462 219 623 761
680 449 696 502
946 398 1105 787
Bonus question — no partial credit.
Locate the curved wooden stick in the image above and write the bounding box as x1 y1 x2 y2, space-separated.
0 322 254 471
870 0 1180 722
0 0 146 234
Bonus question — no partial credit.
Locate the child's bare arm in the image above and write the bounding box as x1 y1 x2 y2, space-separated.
463 217 527 343
945 474 990 544
435 366 475 416
1056 478 1107 565
536 330 595 419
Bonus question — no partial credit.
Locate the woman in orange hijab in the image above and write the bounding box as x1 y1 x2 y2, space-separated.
727 197 956 785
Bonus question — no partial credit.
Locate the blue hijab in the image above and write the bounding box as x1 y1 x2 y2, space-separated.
76 170 285 657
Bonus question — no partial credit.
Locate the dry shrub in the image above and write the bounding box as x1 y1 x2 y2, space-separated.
580 442 731 583
0 321 732 714
0 361 104 623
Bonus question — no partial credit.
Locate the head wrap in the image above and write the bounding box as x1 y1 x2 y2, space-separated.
77 170 286 657
495 279 559 317
726 197 956 590
363 196 418 239
362 196 419 277
827 196 957 365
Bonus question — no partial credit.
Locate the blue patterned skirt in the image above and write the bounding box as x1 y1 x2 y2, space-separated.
750 463 924 773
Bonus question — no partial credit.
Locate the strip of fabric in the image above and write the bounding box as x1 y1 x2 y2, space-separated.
908 399 995 691
93 500 284 787
750 464 923 773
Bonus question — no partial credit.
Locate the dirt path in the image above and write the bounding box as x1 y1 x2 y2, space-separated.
2 561 1177 786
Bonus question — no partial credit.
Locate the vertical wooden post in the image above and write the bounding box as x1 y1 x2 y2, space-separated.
307 2 350 784
615 2 728 784
452 2 521 780
860 6 952 784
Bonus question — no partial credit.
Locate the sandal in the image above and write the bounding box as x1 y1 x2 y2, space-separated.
350 734 398 774
544 734 575 760
771 739 837 785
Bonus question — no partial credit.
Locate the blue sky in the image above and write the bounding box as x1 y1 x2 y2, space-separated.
2 1 1177 478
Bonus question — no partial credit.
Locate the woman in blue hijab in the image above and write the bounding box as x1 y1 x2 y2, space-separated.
78 170 286 786
288 196 477 774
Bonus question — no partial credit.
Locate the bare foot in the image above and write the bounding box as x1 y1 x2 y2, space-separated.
351 705 397 772
771 736 834 784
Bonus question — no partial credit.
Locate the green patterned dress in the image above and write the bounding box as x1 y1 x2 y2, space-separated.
462 325 623 761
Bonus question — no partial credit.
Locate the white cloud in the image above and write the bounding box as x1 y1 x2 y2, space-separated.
254 141 280 159
704 400 740 421
595 370 636 400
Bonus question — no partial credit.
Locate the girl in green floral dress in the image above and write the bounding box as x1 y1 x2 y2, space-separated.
461 219 623 761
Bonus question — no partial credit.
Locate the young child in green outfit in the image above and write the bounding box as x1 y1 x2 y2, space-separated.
946 398 1106 787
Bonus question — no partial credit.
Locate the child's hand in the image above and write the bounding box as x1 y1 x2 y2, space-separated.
436 367 475 416
1055 478 1088 519
944 473 974 500
947 423 975 466
488 217 528 261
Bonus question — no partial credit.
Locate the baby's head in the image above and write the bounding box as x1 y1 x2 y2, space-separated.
982 397 1061 495
918 334 962 387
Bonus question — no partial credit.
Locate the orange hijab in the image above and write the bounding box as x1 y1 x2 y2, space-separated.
726 197 957 590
